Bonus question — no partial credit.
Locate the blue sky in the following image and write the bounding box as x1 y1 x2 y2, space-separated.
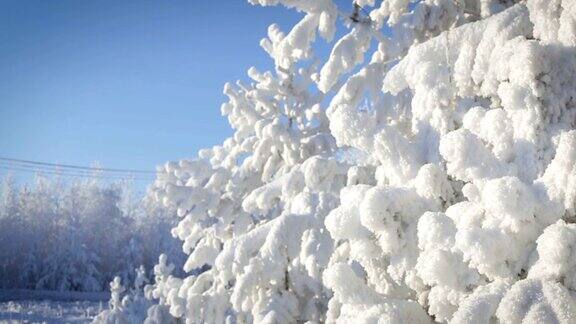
0 0 354 185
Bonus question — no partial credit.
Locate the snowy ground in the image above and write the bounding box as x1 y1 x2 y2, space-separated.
0 290 109 323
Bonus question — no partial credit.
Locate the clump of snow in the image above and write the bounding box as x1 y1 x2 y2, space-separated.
100 0 576 322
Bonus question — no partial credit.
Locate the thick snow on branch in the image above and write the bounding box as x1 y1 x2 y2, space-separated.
97 0 576 323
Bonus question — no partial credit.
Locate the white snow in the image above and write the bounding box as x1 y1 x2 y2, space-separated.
0 289 109 324
95 0 576 323
0 300 104 323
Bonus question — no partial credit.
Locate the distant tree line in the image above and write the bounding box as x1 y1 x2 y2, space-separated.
0 175 185 292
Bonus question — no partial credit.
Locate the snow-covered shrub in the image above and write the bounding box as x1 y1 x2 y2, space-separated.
117 0 576 323
0 175 185 292
93 267 157 324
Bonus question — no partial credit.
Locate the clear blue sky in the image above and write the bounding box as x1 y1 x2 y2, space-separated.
0 0 352 181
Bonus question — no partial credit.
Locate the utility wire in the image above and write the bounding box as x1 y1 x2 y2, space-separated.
0 156 162 181
0 157 161 174
0 160 152 176
0 165 156 181
0 161 156 180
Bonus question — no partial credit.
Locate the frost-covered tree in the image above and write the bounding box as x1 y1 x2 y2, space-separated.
132 0 576 323
0 175 184 292
94 267 155 324
93 277 129 324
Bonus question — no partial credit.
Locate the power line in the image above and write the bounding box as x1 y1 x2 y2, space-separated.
0 160 155 178
0 157 160 174
0 156 163 181
0 165 156 181
0 162 157 180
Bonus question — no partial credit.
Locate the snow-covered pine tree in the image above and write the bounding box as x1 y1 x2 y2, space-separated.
136 0 576 323
93 277 129 324
147 3 347 320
